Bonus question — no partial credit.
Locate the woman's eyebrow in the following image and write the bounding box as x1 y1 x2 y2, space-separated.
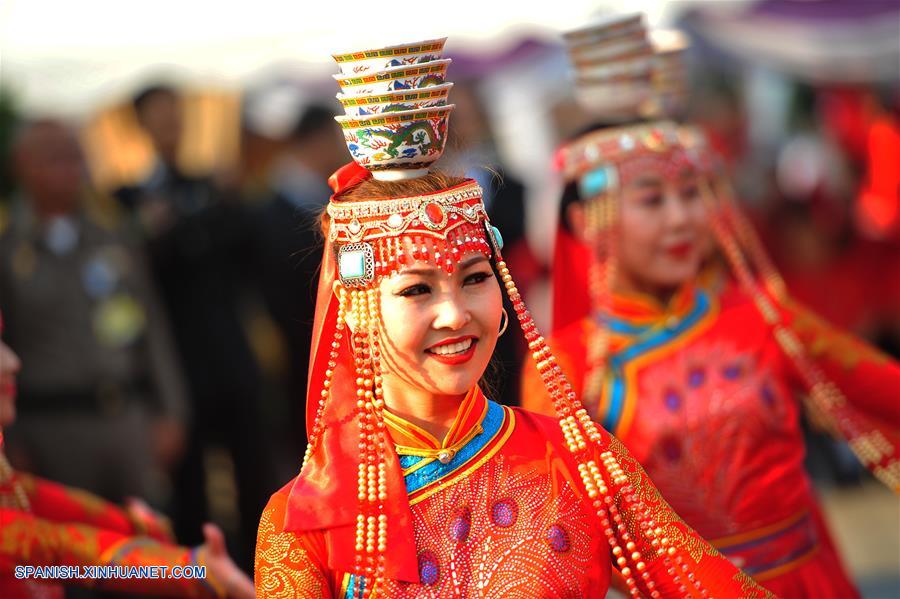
460 255 489 269
632 176 662 188
394 255 488 278
395 267 438 277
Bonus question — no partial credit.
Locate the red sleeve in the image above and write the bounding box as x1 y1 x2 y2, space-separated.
0 507 223 597
784 301 900 426
776 301 900 492
20 473 174 543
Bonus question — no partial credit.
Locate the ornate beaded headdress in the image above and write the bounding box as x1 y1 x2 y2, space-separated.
283 36 735 598
554 18 900 493
328 179 491 286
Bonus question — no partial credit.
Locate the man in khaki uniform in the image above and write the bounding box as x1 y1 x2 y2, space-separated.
0 119 187 504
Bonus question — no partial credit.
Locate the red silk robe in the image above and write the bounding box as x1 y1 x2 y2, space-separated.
523 283 900 597
255 387 769 597
0 468 224 598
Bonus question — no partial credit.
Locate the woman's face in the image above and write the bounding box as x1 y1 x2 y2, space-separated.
371 251 502 400
615 167 708 294
0 339 21 428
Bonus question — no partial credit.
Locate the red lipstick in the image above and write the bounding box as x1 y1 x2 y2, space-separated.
666 242 693 259
425 335 478 365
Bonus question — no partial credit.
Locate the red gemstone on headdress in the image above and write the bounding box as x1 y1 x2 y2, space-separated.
424 202 444 226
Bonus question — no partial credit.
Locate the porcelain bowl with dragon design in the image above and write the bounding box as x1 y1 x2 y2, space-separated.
335 105 454 177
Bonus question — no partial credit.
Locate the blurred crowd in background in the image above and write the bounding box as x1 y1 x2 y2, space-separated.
1 0 898 594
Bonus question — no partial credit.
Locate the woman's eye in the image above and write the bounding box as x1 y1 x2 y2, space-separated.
639 194 663 207
680 185 700 200
464 271 491 286
397 283 431 297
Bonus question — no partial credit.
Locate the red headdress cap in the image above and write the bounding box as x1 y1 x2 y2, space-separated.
329 161 373 195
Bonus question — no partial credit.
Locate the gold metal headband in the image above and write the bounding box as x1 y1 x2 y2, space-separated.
327 180 486 244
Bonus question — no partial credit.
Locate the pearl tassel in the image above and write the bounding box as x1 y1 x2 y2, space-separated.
582 191 617 412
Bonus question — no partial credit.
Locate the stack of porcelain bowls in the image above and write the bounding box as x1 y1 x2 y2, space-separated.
648 29 690 119
332 38 455 180
564 13 655 120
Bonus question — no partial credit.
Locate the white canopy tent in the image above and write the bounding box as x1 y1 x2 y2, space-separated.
0 0 692 117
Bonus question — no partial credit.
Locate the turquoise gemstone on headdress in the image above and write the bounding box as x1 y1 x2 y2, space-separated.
579 166 610 199
339 250 366 279
491 225 504 251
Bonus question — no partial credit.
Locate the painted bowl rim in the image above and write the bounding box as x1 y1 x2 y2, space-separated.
333 58 452 86
332 37 448 63
335 104 455 127
337 83 454 105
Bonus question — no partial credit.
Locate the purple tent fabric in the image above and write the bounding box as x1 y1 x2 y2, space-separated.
682 0 900 83
748 0 899 22
447 38 560 80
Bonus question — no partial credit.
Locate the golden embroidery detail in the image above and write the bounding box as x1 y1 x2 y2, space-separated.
380 455 602 598
254 499 328 599
789 304 889 370
606 434 718 565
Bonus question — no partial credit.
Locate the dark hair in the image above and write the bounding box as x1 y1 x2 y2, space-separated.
558 179 581 234
132 84 178 118
289 104 338 143
341 170 467 201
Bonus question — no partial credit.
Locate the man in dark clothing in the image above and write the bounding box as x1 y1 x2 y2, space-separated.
251 104 346 459
116 84 273 570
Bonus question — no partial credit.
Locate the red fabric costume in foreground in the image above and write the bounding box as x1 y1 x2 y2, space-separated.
523 281 900 597
256 387 767 597
0 450 224 598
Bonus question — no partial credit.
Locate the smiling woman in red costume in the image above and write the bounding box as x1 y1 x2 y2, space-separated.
251 38 770 599
522 14 900 599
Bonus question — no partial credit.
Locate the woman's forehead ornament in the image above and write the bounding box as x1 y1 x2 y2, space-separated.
329 180 494 284
328 181 486 244
338 243 376 287
558 121 688 187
